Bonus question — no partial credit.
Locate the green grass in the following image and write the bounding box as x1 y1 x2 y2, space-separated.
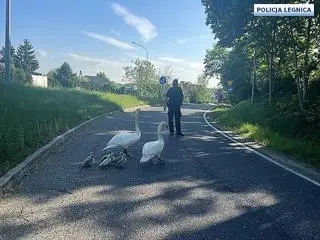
0 85 145 176
208 101 320 168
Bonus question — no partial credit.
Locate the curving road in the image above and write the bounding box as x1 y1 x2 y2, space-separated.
1 104 320 240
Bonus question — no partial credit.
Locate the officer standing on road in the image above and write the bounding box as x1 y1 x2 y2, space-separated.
166 79 184 136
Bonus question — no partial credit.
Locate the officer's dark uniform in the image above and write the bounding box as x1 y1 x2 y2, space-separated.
166 83 184 135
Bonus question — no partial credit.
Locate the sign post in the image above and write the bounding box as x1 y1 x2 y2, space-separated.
159 76 167 111
5 0 11 86
227 80 233 94
159 76 167 85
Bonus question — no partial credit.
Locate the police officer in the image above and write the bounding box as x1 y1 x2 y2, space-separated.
166 79 184 136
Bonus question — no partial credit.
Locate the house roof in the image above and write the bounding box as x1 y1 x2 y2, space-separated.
82 75 107 88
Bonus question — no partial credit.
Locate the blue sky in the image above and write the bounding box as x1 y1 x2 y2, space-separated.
0 0 219 86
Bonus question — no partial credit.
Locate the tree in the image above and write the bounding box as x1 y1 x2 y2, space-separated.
202 0 320 109
49 62 78 88
47 69 60 88
12 67 33 85
204 44 228 79
189 75 212 104
97 72 110 82
159 65 173 82
0 45 15 65
0 46 16 84
202 0 254 47
123 59 159 97
14 39 39 74
56 62 73 87
0 46 15 84
197 75 212 103
96 71 113 91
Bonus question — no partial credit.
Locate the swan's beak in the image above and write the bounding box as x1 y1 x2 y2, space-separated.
160 123 170 134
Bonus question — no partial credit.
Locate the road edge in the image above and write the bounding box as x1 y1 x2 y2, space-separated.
0 105 149 197
203 109 320 188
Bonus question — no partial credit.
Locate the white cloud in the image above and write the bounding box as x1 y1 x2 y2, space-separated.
109 28 121 36
158 56 204 71
68 53 121 66
185 62 204 71
176 35 213 45
82 31 136 50
68 53 126 81
198 35 210 40
111 3 158 42
177 39 189 44
37 50 48 57
152 55 220 87
125 53 145 59
63 52 219 87
158 56 186 63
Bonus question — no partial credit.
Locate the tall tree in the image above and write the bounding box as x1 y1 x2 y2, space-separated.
97 71 113 91
14 39 39 74
97 72 109 81
123 59 159 97
52 62 77 88
0 45 15 65
190 75 212 104
204 44 228 79
202 0 320 108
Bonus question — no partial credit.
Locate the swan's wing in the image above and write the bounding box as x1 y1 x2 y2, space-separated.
127 133 141 146
107 132 137 148
99 156 113 167
142 141 164 159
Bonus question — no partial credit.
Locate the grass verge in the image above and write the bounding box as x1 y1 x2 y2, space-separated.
0 85 145 176
207 101 320 169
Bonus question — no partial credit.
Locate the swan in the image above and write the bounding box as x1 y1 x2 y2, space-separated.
140 121 168 165
99 152 127 169
98 151 115 168
82 152 95 168
101 108 142 156
111 152 127 169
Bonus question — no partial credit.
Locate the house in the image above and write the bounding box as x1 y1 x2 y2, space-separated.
32 75 48 88
80 75 108 91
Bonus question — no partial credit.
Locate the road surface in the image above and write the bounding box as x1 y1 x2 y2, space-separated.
1 104 320 240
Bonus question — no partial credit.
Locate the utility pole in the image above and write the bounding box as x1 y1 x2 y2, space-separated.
5 0 12 86
131 41 149 61
251 50 256 108
131 41 149 98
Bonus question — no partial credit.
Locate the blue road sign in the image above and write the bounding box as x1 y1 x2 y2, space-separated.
159 76 167 85
228 87 233 94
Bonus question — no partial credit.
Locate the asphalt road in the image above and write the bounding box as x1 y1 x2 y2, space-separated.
1 104 320 240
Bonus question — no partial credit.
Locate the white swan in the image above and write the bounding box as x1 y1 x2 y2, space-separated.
111 152 127 169
140 121 168 165
98 151 115 168
102 108 142 156
99 152 127 169
82 152 95 168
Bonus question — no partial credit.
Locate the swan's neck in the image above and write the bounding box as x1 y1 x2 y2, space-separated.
157 124 164 142
135 113 141 135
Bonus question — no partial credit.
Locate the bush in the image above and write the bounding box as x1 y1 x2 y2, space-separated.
208 99 320 168
190 87 212 104
0 66 32 86
12 67 32 85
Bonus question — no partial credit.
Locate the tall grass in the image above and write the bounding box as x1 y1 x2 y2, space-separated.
0 85 145 175
208 101 320 168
